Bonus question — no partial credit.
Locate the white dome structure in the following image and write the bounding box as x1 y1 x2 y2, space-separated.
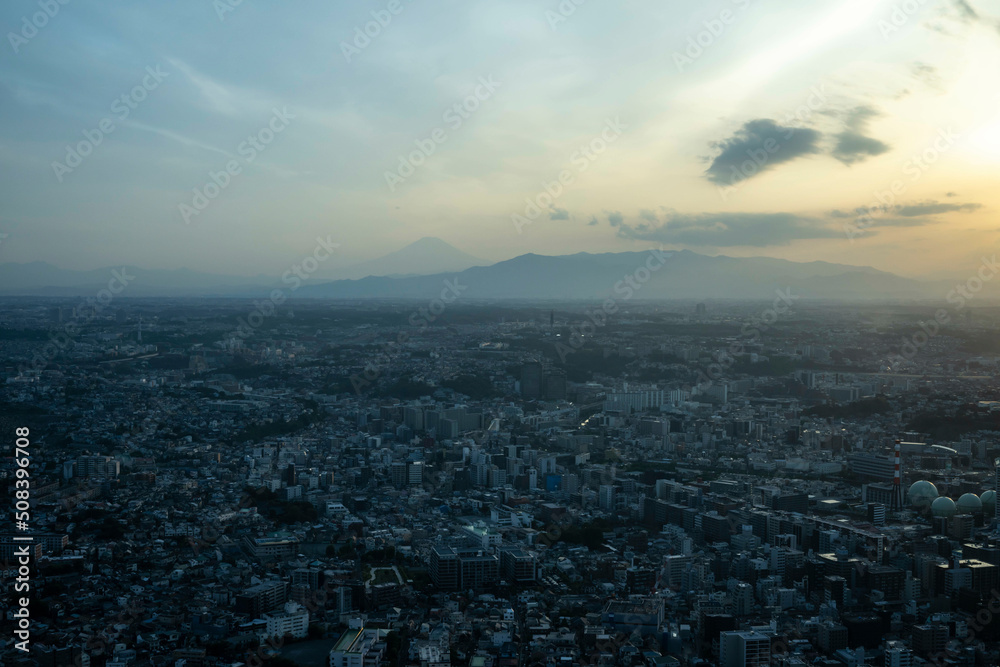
931 496 957 518
981 490 996 514
908 480 939 509
957 493 983 514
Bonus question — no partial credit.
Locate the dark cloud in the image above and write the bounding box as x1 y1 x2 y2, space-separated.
832 133 891 164
843 106 879 131
615 211 838 247
588 216 599 226
828 210 854 219
549 208 569 221
895 201 981 216
832 106 891 165
704 119 822 185
606 210 624 227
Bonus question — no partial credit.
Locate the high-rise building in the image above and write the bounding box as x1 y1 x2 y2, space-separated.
817 623 848 652
71 455 120 480
701 513 732 543
460 549 500 590
430 545 460 590
885 640 913 667
719 631 770 667
520 362 543 399
499 547 536 583
911 624 948 657
604 388 665 413
890 440 904 511
437 418 459 440
390 461 407 488
599 484 616 511
867 502 887 526
488 466 507 488
866 565 905 600
407 461 423 486
291 567 321 590
264 602 309 639
994 457 1000 518
543 371 567 400
430 546 499 590
403 406 424 431
848 453 895 481
235 580 288 618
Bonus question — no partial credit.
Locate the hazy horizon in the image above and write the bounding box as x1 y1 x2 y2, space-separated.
2 0 1000 282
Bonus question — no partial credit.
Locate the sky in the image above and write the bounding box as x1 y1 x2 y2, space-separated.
1 0 999 280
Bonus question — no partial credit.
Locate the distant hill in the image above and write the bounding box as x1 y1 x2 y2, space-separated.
0 249 955 300
0 262 273 297
328 237 486 280
295 249 938 301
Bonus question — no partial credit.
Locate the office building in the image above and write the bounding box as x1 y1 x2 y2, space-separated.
264 602 309 639
719 631 770 667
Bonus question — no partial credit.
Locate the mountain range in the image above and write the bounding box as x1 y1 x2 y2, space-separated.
0 237 482 297
294 249 933 301
0 239 967 301
328 236 485 280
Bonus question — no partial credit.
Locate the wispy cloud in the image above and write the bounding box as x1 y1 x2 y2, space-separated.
127 121 234 158
615 210 838 247
895 200 982 216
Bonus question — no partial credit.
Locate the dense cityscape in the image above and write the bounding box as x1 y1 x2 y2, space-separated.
3 297 1000 667
4 2 1000 665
